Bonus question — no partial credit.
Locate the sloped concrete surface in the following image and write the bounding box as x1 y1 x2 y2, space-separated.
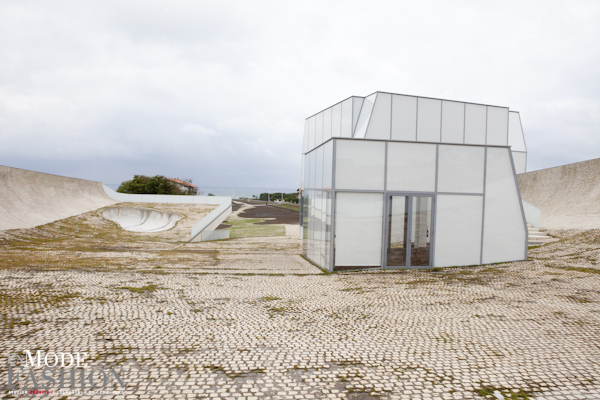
102 207 182 232
518 158 600 229
0 165 116 230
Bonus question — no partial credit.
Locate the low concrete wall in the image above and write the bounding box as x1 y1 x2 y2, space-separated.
103 185 229 205
518 157 600 229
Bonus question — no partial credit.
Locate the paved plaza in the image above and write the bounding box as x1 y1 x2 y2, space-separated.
1 204 599 399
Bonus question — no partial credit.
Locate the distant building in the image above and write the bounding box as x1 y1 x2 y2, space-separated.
168 178 198 195
300 91 528 271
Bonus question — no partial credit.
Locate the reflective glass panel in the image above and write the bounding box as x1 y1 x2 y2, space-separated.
410 196 432 267
387 196 408 267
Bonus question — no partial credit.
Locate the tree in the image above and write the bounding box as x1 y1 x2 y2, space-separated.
117 175 184 195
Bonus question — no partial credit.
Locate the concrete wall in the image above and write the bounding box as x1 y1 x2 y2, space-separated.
518 158 600 229
0 165 116 230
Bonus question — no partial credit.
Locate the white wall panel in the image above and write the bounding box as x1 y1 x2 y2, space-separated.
354 93 377 138
441 101 465 144
315 146 324 189
417 98 442 142
512 151 527 174
341 99 353 138
308 117 316 150
303 120 309 153
301 156 305 189
387 142 436 192
335 140 385 190
322 140 333 189
434 195 483 267
315 112 324 147
391 95 417 141
365 92 391 140
486 106 509 146
352 97 364 132
323 108 332 142
438 145 485 193
308 150 315 189
508 111 526 152
335 192 383 267
332 103 342 137
464 104 486 145
482 147 527 264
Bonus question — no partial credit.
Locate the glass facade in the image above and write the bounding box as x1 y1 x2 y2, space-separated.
301 92 527 271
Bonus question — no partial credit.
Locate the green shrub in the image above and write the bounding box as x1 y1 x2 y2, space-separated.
117 175 184 195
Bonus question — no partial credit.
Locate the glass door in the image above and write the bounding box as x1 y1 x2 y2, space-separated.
385 195 433 268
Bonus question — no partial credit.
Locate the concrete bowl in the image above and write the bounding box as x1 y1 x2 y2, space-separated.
102 207 182 232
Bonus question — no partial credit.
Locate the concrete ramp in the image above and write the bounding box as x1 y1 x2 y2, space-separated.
102 207 182 232
518 158 600 229
0 165 116 230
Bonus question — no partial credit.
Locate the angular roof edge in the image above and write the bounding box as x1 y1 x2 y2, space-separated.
306 91 511 120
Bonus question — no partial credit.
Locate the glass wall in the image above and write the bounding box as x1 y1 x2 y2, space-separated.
464 104 486 145
387 142 436 192
335 139 385 190
365 92 391 140
482 148 527 264
434 195 483 267
437 145 485 193
417 98 441 142
334 192 384 269
441 101 465 144
391 95 417 141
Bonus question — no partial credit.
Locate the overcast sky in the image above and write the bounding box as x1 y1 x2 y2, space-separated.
1 0 599 188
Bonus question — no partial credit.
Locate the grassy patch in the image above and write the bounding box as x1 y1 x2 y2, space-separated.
476 385 532 399
117 284 158 293
226 218 285 239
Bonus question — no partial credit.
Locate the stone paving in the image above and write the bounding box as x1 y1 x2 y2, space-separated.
1 209 599 399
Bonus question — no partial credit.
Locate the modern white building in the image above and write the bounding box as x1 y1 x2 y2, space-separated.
300 92 528 271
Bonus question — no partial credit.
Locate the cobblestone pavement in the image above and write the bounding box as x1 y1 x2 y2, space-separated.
1 210 599 399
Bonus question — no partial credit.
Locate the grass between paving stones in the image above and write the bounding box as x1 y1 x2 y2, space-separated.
476 384 533 399
226 217 285 239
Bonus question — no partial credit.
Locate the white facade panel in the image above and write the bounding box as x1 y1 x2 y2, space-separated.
434 195 483 268
464 104 486 145
308 150 316 189
303 120 309 153
308 117 316 151
482 147 527 264
323 140 333 189
354 94 376 138
437 145 485 193
391 95 417 141
417 98 442 142
323 107 332 142
332 103 342 137
508 111 526 152
315 112 324 147
387 142 436 192
512 151 527 174
352 97 364 132
335 192 383 267
441 101 465 144
335 140 385 190
365 92 391 140
301 155 305 189
315 146 323 189
323 108 332 142
341 99 353 138
486 106 509 146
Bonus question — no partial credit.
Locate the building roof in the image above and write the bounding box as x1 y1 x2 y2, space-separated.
168 178 197 188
